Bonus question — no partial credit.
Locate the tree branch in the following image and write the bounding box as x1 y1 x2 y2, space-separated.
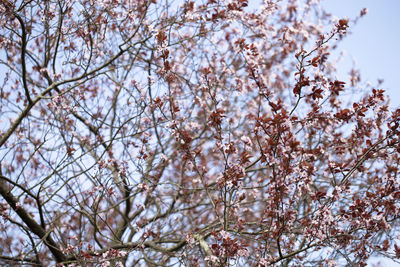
0 180 67 263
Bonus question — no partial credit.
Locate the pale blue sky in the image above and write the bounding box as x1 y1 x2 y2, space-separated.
323 0 400 110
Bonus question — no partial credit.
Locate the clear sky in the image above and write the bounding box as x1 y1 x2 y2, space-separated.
323 0 400 110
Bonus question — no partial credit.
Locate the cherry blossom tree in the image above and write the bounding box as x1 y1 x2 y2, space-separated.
0 0 399 266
